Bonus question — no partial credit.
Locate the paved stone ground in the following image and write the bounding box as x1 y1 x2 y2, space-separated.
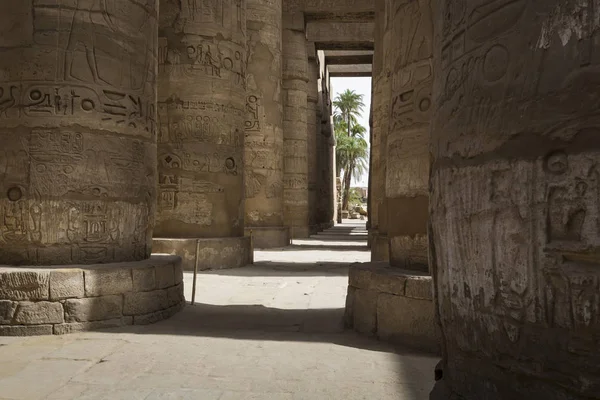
0 222 439 400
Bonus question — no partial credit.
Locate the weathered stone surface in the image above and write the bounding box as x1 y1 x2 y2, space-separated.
405 276 433 300
283 15 310 238
13 302 64 325
155 264 175 289
244 0 288 249
0 0 158 266
53 317 133 335
50 270 85 300
0 325 53 336
65 296 123 322
84 269 133 297
245 227 290 249
431 0 600 398
0 300 17 324
124 290 168 316
153 238 251 271
174 261 184 285
0 271 50 301
133 303 184 326
132 268 156 292
376 293 438 353
167 284 185 308
352 289 377 335
155 0 246 241
343 286 356 328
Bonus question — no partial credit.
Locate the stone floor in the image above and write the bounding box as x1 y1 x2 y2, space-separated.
0 222 439 400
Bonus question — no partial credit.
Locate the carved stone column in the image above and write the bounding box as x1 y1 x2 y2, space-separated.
0 0 159 266
371 0 392 262
243 0 289 248
307 42 320 234
154 0 251 270
385 0 432 271
431 1 600 398
282 12 310 238
0 0 184 335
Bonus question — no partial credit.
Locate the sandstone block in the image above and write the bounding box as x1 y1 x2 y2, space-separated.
344 286 356 328
352 289 378 335
167 283 184 307
405 276 433 300
348 265 373 289
0 271 50 301
50 270 84 300
0 300 17 324
174 261 184 285
13 302 64 325
155 264 175 289
134 303 183 325
0 325 53 336
84 269 133 297
65 296 123 322
371 270 407 296
132 267 156 292
124 290 168 316
377 293 438 353
54 317 133 335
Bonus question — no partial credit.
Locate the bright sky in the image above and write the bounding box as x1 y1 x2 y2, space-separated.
330 77 372 187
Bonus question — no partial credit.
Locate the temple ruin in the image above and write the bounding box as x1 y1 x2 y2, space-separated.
0 1 599 399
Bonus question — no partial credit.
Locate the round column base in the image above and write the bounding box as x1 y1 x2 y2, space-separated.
153 237 251 271
0 255 185 336
245 227 290 249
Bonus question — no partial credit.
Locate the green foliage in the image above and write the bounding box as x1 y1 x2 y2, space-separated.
333 89 369 210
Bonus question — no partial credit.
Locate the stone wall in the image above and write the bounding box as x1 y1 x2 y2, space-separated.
345 263 439 353
0 255 184 336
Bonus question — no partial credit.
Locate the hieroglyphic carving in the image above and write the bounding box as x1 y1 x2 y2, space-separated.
245 95 261 131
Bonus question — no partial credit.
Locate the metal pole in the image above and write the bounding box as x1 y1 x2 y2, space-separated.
250 229 254 264
191 239 200 305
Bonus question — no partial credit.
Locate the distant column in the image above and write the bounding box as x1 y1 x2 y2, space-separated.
243 0 289 248
154 0 251 270
307 42 321 234
371 0 391 262
282 12 310 238
385 0 432 271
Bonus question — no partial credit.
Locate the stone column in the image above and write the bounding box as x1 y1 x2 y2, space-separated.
385 0 432 271
371 0 392 262
0 1 158 266
154 0 251 270
282 13 310 238
0 0 185 335
243 0 289 249
307 42 320 235
431 1 600 398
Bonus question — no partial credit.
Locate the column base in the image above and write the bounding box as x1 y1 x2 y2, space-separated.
344 262 440 354
0 255 185 336
289 226 311 239
371 234 389 262
153 237 251 271
245 227 290 249
389 234 429 272
367 229 378 248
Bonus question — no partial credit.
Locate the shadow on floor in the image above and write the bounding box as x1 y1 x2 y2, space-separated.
198 261 354 277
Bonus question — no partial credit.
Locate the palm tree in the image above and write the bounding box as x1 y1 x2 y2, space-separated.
333 90 365 137
336 122 369 211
